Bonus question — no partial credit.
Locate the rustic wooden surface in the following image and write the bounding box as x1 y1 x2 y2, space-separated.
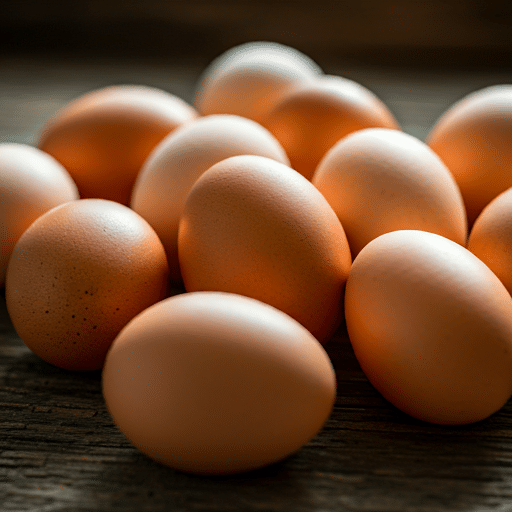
2 55 512 511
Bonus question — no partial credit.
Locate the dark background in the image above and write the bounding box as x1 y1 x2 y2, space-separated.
2 0 512 70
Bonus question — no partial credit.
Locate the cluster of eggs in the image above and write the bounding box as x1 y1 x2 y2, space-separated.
2 41 512 475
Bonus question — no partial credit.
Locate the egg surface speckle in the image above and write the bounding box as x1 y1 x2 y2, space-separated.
344 230 512 425
102 291 336 475
5 199 169 371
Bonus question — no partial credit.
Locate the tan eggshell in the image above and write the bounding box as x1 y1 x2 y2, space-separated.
102 291 336 475
130 114 290 283
0 143 79 287
262 75 400 180
195 41 322 124
467 187 512 295
427 85 512 226
178 155 352 343
312 128 467 257
5 199 169 371
344 230 512 425
38 85 198 205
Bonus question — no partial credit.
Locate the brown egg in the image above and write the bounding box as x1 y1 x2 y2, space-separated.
0 143 79 288
312 128 467 257
5 199 169 371
178 155 352 343
38 85 198 205
131 114 290 283
262 75 400 180
467 187 512 295
345 230 512 425
102 291 336 475
427 85 512 226
195 41 322 124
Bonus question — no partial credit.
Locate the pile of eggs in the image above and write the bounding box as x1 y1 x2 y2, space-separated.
2 41 512 475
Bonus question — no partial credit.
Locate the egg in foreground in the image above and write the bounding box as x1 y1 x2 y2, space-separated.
102 291 336 475
178 155 352 343
344 230 512 425
5 199 169 371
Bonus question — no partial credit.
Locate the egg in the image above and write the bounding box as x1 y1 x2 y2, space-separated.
467 187 512 296
38 85 198 205
5 199 169 371
195 41 322 125
427 85 512 226
178 155 352 343
344 230 512 425
262 75 400 180
0 143 79 288
312 128 467 258
130 114 290 283
102 291 336 475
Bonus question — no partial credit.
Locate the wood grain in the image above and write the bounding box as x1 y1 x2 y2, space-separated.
2 56 512 511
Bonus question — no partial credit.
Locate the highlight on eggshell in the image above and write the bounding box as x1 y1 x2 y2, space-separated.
262 74 400 180
312 128 468 258
467 186 512 296
0 143 79 288
130 114 290 283
102 291 337 475
178 154 352 343
38 84 198 205
5 198 169 371
344 229 512 425
195 41 323 125
427 84 512 226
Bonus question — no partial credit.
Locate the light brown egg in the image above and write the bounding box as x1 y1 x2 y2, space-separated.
5 199 169 371
38 85 198 205
345 230 512 425
178 155 352 343
131 114 290 283
262 75 400 180
427 85 512 226
312 128 467 258
0 143 79 288
102 291 336 475
195 41 322 124
467 187 512 295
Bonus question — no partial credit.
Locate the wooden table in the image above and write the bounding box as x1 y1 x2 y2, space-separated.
2 55 512 511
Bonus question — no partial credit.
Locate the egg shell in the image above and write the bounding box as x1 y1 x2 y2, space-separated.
467 186 512 296
312 128 468 258
0 143 79 287
178 154 352 343
262 75 400 180
102 291 336 475
5 199 169 371
427 85 512 226
130 114 290 283
195 41 322 124
38 85 198 205
344 229 512 425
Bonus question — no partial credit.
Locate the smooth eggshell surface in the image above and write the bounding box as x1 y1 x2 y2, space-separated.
262 75 400 180
312 128 467 257
178 155 352 343
195 41 322 124
344 230 512 425
0 143 79 287
467 187 512 296
102 291 336 475
427 85 512 226
38 85 198 205
130 114 290 283
5 199 169 371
